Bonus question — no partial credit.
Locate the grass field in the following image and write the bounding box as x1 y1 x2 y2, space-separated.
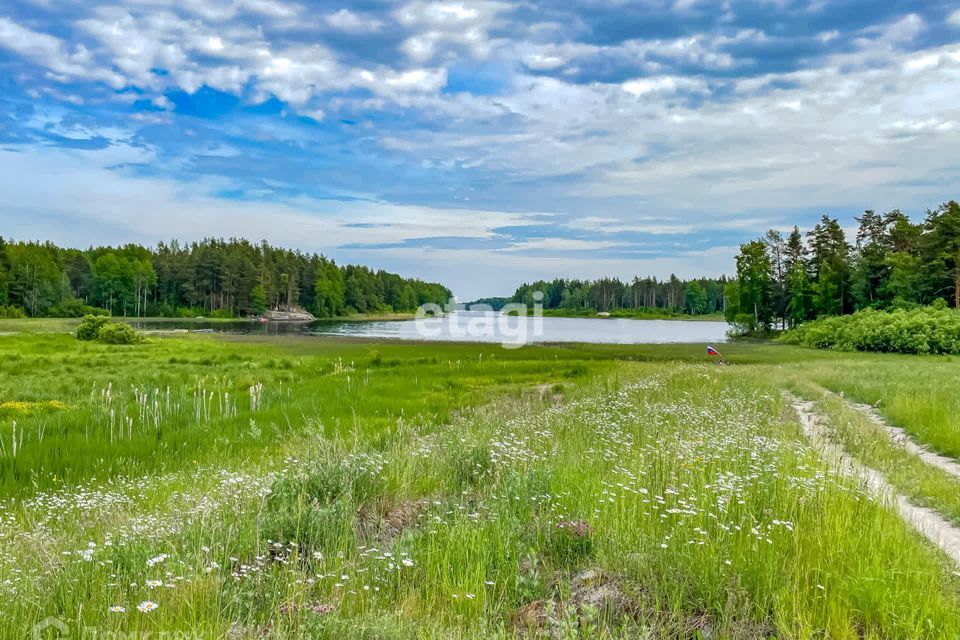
1 327 960 638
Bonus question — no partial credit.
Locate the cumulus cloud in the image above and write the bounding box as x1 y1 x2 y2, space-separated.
395 0 510 61
0 17 125 87
325 9 383 33
1 1 959 296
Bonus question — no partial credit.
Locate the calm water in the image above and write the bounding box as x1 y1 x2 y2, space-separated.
133 312 729 345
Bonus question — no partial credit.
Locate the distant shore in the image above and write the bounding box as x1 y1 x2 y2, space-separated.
520 309 726 322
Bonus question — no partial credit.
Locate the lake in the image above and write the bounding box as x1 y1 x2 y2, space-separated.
133 312 730 345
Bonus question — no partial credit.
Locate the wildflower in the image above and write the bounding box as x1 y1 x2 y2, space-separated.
146 553 169 567
108 605 126 613
137 601 159 613
146 579 163 589
401 558 414 567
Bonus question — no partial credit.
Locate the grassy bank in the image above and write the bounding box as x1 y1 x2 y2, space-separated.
0 317 245 334
0 313 419 335
1 333 960 637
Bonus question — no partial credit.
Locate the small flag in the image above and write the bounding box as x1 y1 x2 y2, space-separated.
707 345 721 357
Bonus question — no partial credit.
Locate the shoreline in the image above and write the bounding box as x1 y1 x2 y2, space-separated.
0 312 421 334
520 309 726 322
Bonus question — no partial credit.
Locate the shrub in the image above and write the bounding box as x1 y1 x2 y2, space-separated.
781 306 960 355
96 322 142 345
76 315 143 344
48 299 110 318
76 314 111 341
0 305 26 319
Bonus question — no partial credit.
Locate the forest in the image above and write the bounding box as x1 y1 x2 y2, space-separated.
0 237 450 319
728 201 960 331
507 275 729 316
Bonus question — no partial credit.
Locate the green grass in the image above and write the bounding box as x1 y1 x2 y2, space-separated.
787 379 960 525
0 334 610 495
783 355 960 459
0 316 245 334
1 332 960 637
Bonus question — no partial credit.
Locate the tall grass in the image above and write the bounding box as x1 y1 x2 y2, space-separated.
787 378 960 525
0 334 607 495
786 355 960 459
1 353 958 638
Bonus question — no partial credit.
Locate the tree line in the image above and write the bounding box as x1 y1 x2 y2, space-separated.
0 237 450 319
729 200 960 331
508 275 730 316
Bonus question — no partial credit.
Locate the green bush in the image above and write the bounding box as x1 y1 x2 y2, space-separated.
76 315 143 344
781 306 960 354
96 322 142 345
48 299 110 318
0 305 26 319
76 314 111 341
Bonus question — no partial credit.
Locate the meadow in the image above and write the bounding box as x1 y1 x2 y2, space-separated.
1 324 960 638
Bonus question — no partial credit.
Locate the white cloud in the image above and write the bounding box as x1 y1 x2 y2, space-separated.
877 13 924 42
325 9 383 33
127 0 302 21
377 19 960 215
948 10 960 28
0 143 539 256
499 238 628 252
567 217 696 235
395 0 510 61
2 3 960 298
622 75 706 97
0 141 735 298
0 17 125 87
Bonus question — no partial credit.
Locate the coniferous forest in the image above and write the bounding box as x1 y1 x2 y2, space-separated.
0 237 450 319
728 201 960 331
508 276 729 316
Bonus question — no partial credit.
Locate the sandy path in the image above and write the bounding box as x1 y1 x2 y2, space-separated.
789 395 960 567
842 400 960 480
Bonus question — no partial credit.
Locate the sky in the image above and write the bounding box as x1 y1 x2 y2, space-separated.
1 1 959 300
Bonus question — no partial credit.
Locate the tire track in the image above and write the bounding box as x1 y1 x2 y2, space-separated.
788 394 960 567
842 399 960 480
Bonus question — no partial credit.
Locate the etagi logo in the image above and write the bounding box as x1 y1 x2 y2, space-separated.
415 293 545 348
33 618 69 640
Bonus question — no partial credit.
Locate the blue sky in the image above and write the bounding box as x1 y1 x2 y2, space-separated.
1 0 959 299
